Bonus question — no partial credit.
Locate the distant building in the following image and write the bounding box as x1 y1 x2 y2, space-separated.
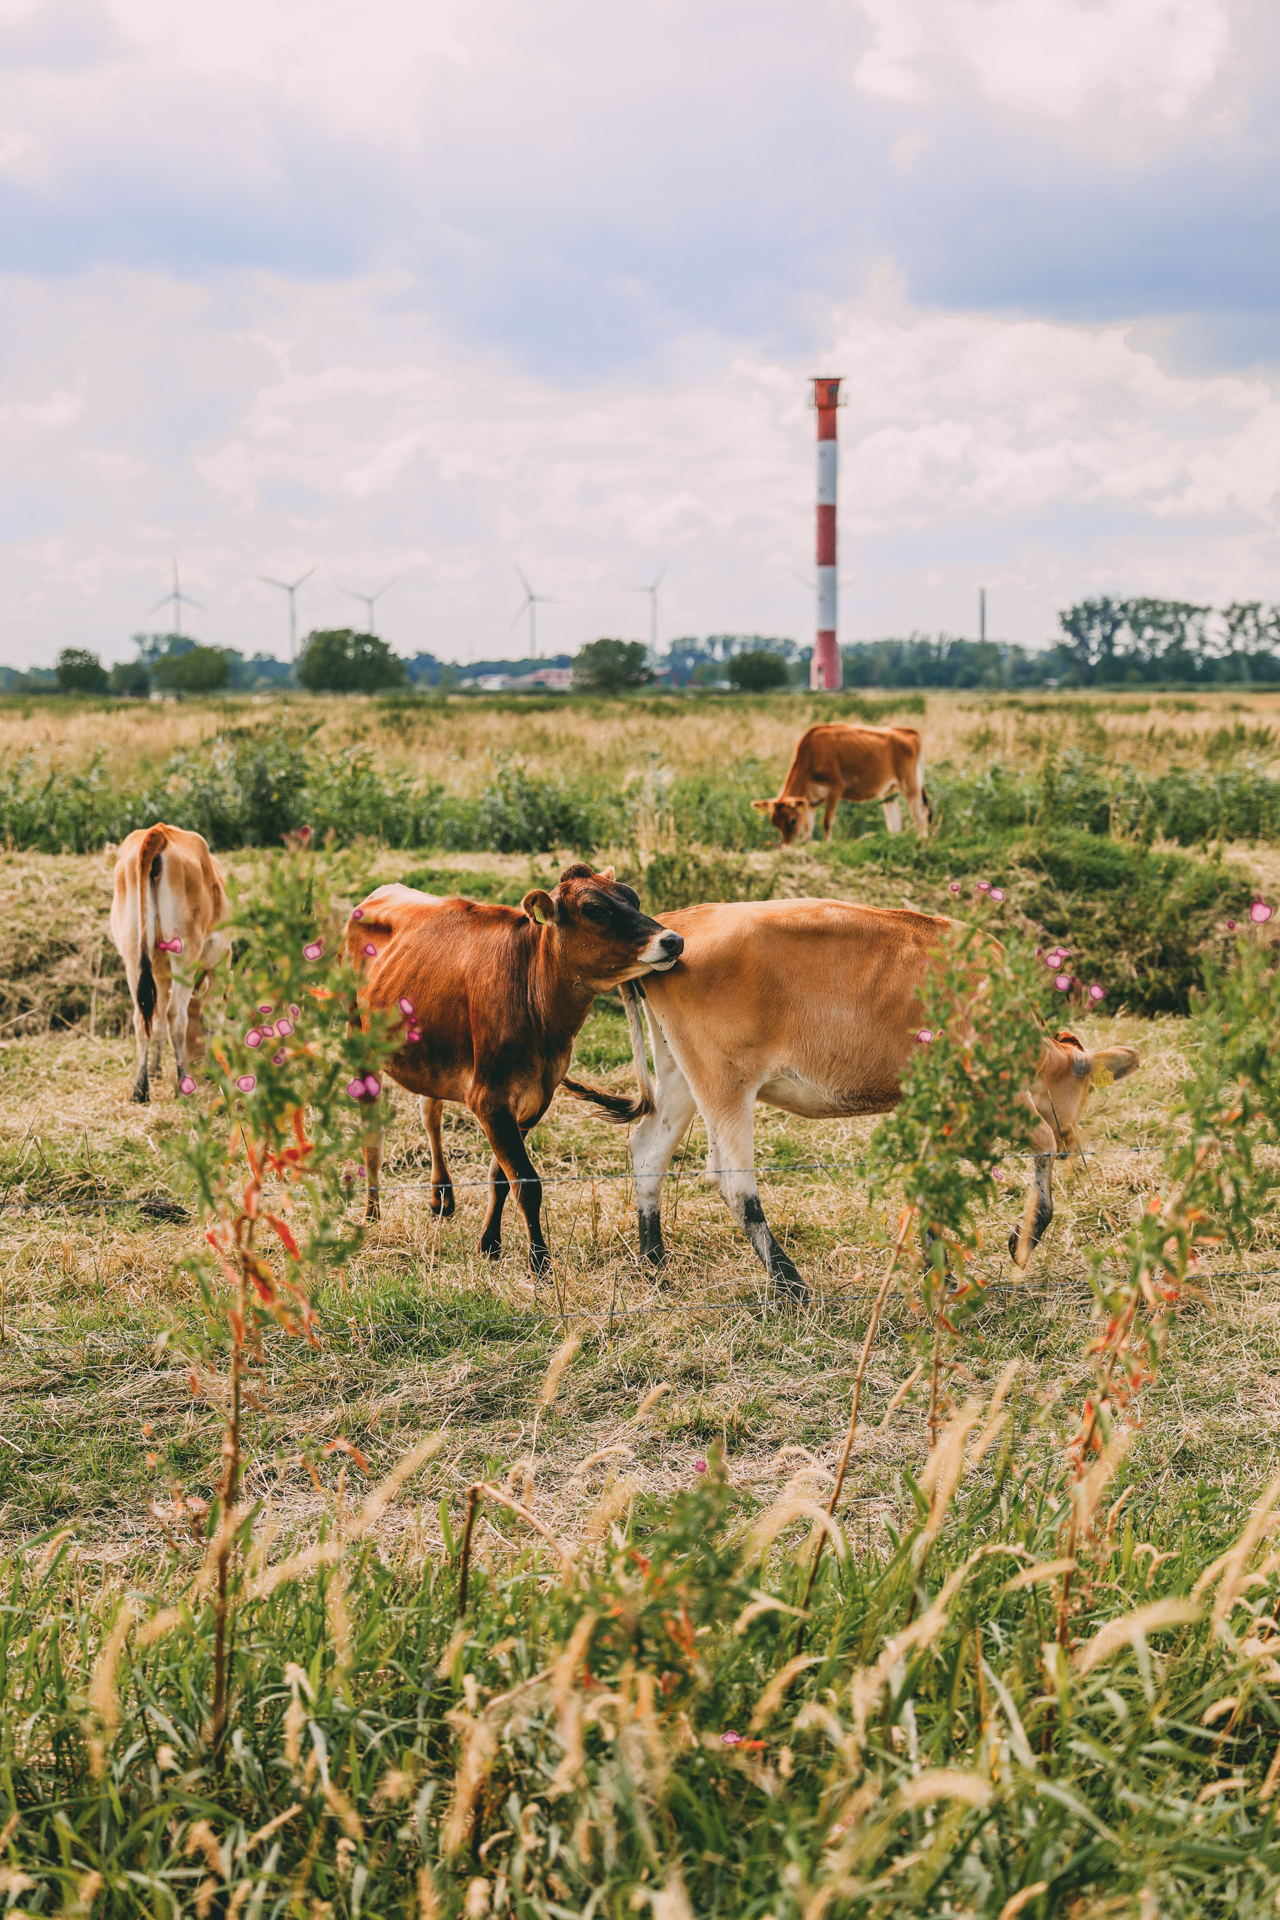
507 666 573 691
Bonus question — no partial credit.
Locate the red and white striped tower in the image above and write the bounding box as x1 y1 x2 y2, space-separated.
810 375 843 691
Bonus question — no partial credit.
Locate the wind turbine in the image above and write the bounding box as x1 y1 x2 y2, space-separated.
510 565 558 660
340 576 398 636
626 561 670 667
148 558 203 638
257 566 316 662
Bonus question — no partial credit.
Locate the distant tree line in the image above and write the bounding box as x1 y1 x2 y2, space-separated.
6 597 1280 698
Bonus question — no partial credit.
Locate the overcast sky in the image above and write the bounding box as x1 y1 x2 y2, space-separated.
2 0 1278 667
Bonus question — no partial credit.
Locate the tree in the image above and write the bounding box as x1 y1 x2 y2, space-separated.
108 659 151 698
150 646 231 694
55 648 108 695
572 639 653 693
297 629 407 694
728 649 790 692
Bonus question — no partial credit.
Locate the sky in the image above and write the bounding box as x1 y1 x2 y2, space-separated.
1 0 1279 668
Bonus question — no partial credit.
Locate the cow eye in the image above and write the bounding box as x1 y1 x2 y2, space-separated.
580 898 608 923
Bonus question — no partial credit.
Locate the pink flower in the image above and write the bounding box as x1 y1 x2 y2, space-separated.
259 1024 276 1038
989 887 1005 903
236 1074 257 1094
992 1166 1004 1181
1054 973 1071 992
976 880 991 893
721 1730 742 1747
949 881 961 894
346 1078 367 1100
1088 983 1105 1002
694 1457 707 1473
1225 920 1237 932
364 943 378 958
916 1028 934 1044
398 995 415 1016
351 907 364 921
363 1074 381 1098
288 1004 301 1019
245 1029 262 1049
298 825 311 843
1045 950 1062 968
276 1019 294 1037
179 1075 196 1096
1251 901 1273 925
407 1026 422 1043
272 1049 287 1066
257 1003 274 1015
304 941 323 961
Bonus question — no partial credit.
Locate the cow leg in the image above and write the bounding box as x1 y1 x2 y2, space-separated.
706 1095 808 1302
475 1107 549 1273
904 782 930 837
820 791 838 840
363 1128 384 1223
882 795 904 835
129 992 152 1103
420 1096 455 1217
1009 1116 1057 1267
147 971 170 1087
629 1018 697 1266
166 978 195 1091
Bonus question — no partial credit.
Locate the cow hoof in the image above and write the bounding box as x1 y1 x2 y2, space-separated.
529 1248 552 1276
431 1187 456 1218
131 1086 149 1105
364 1199 381 1225
1007 1227 1032 1268
479 1237 502 1262
772 1256 809 1304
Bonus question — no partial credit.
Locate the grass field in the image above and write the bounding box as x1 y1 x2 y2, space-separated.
7 687 1280 1914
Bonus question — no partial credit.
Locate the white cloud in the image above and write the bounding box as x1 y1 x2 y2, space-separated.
1 268 1279 667
852 0 1232 119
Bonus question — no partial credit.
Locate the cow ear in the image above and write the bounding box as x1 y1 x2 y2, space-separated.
595 865 615 883
750 799 771 812
523 889 558 926
1086 1044 1140 1089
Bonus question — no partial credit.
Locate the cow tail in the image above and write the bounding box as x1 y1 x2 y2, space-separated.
561 1077 655 1124
561 981 657 1124
135 824 167 1036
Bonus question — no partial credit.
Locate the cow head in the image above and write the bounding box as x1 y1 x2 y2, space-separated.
522 863 683 986
1032 1027 1141 1149
751 796 814 846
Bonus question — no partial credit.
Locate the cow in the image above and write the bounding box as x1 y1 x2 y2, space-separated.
344 862 684 1272
752 722 931 845
566 899 1139 1299
109 823 230 1103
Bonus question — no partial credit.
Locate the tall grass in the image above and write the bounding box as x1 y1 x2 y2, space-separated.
7 871 1280 1913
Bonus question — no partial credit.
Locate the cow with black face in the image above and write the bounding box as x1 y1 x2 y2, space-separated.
345 862 682 1271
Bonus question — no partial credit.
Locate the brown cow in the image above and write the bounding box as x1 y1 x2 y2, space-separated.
752 722 931 844
568 899 1138 1298
109 823 229 1103
345 862 683 1271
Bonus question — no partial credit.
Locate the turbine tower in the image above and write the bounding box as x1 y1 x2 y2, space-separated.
626 561 670 667
809 377 843 692
148 558 203 639
257 566 316 662
511 565 558 659
340 576 398 636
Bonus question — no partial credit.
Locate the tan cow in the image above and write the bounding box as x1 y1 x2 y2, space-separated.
109 824 229 1102
567 899 1138 1298
752 722 931 844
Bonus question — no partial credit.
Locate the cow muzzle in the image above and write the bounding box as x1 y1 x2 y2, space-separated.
640 930 684 971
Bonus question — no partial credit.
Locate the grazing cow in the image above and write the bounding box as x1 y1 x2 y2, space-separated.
345 863 684 1271
109 824 229 1103
567 899 1138 1298
752 723 931 845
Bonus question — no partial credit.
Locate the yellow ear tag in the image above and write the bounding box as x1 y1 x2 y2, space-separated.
1090 1067 1114 1090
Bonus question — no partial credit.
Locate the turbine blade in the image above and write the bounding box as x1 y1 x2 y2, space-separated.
258 575 288 591
652 560 671 588
513 562 533 596
146 594 173 616
291 566 317 589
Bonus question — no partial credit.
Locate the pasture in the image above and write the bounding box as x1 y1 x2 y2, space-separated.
6 685 1280 1915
